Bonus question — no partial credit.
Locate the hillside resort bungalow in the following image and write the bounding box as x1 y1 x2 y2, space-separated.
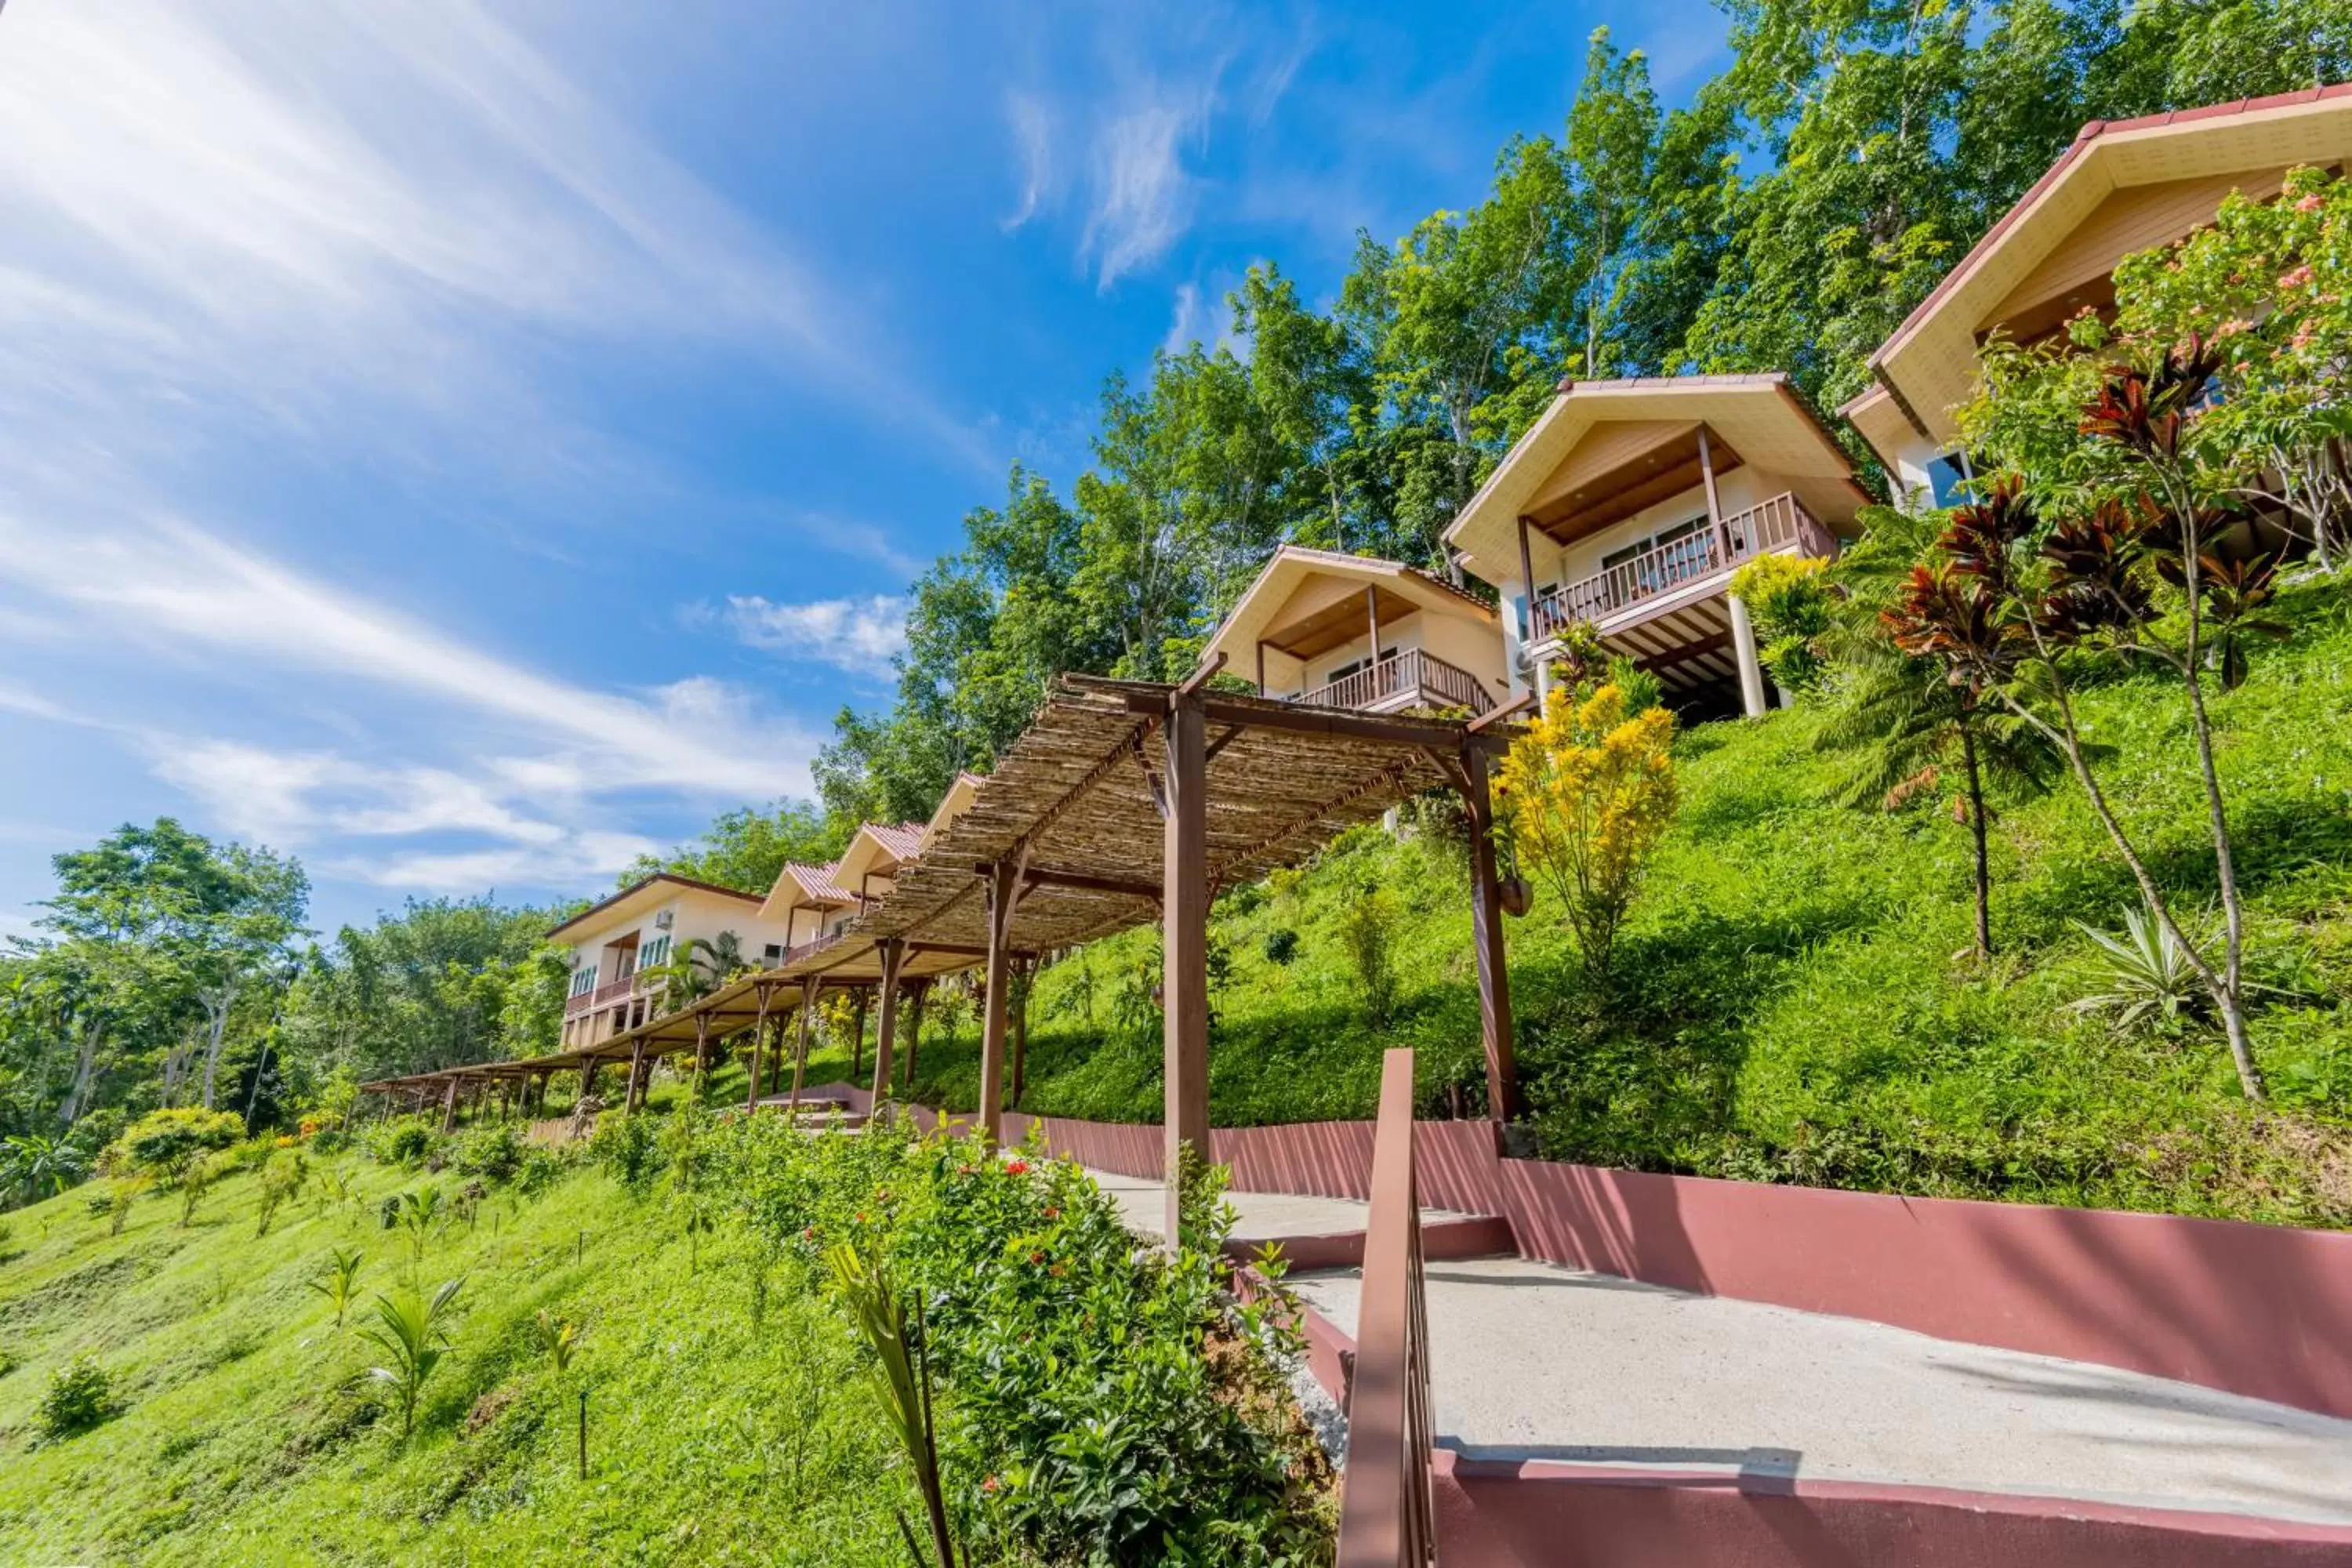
1202 546 1510 716
1843 85 2352 505
1446 373 1868 718
554 874 797 1050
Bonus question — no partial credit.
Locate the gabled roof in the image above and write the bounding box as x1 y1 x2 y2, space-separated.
922 772 984 848
756 860 857 922
1849 82 2352 455
1444 375 1865 593
544 873 762 942
833 820 926 892
1203 546 1496 668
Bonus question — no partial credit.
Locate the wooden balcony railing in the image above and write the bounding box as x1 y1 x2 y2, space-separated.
1335 1046 1437 1566
1530 490 1834 643
564 971 650 1017
1300 647 1496 715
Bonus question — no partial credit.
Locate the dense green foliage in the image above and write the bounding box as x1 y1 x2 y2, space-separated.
0 1089 1326 1565
810 0 2352 823
855 577 2351 1226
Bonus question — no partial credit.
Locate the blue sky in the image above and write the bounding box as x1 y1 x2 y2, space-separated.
0 0 1724 935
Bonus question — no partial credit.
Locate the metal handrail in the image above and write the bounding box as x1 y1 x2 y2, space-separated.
1336 1047 1436 1566
1530 491 1827 641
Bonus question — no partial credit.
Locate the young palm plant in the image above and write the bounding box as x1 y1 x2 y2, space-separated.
358 1278 464 1439
533 1308 587 1480
396 1187 445 1264
1812 649 2063 958
309 1246 366 1332
827 1243 964 1568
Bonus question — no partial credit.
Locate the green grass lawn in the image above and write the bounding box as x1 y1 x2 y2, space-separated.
0 1141 909 1565
884 577 2352 1227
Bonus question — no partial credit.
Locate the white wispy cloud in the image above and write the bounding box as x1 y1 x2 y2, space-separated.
1084 94 1214 290
0 0 997 519
0 506 819 891
713 594 909 680
1004 91 1055 230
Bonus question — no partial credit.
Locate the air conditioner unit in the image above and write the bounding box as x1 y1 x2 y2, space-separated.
654 910 674 930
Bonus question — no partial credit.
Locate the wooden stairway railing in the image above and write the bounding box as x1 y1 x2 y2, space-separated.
1337 1047 1438 1565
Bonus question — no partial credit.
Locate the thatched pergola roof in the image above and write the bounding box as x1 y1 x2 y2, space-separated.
361 672 1523 1109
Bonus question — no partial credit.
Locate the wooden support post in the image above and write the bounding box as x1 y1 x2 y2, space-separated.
1011 957 1032 1109
870 938 905 1101
745 982 774 1113
626 1039 648 1113
440 1077 459 1134
1461 742 1521 1124
1254 638 1268 697
1697 423 1726 535
1516 514 1537 644
903 980 930 1087
978 858 1018 1146
849 985 869 1083
1163 691 1211 1246
789 977 817 1117
1364 585 1382 668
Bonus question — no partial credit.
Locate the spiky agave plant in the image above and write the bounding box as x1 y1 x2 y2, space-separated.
358 1278 463 1438
2068 901 2208 1033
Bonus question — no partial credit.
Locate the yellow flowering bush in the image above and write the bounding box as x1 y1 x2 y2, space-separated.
1500 682 1678 976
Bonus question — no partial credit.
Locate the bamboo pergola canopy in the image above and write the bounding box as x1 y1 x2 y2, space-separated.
361 673 1519 1102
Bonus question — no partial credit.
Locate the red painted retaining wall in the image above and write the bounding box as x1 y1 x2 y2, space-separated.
808 1086 2352 1421
1432 1454 2352 1567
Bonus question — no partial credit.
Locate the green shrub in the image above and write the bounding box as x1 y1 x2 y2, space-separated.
36 1356 115 1440
514 1144 571 1196
256 1151 310 1237
1730 552 1834 695
451 1123 525 1185
1261 927 1300 965
111 1108 245 1178
1337 877 1399 1026
587 1112 659 1189
707 1120 1330 1563
365 1117 438 1168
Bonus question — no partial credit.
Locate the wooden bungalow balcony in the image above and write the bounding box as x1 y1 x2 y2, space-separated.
1298 646 1496 716
564 971 655 1018
1529 491 1836 644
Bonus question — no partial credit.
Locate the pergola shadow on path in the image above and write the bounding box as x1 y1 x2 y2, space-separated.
364 670 1530 1240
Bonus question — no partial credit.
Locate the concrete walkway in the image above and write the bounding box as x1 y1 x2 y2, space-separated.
1290 1254 2352 1526
1085 1167 1475 1247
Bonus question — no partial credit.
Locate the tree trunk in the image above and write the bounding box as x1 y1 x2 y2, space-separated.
59 1015 104 1125
1961 722 1992 959
198 985 235 1109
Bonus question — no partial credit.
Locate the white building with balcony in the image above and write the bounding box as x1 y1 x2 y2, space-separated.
553 873 796 1051
1445 373 1868 717
1202 546 1510 717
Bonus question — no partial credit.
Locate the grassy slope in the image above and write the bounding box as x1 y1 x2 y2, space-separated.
0 1120 913 1566
883 579 2352 1225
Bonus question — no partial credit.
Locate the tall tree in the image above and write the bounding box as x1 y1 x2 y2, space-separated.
1563 29 1662 379
38 820 307 1112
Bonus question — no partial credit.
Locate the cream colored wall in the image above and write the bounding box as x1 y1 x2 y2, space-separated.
1530 466 1784 594
1282 604 1506 697
1418 609 1511 699
562 890 797 985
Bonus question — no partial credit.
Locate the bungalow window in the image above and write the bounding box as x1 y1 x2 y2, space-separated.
568 966 598 998
641 934 671 970
1601 515 1711 601
1324 645 1399 685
